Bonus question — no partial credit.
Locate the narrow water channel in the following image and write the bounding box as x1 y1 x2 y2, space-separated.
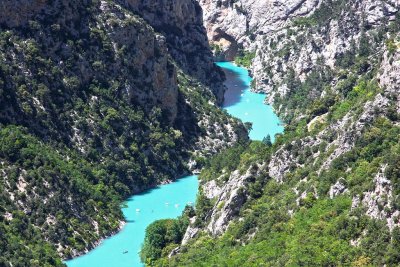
216 62 283 141
66 62 283 267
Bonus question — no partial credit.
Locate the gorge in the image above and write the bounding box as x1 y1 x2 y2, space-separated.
0 0 246 265
66 61 283 266
141 1 400 266
1 0 400 266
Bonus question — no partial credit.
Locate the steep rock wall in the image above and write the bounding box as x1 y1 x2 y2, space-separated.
119 0 226 103
182 0 400 248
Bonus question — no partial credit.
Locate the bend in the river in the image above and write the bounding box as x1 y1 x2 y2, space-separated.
66 62 283 267
217 62 283 141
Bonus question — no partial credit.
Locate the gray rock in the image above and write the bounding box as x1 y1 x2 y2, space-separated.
329 179 348 199
181 224 200 245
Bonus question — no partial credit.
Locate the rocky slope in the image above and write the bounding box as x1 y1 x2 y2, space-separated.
146 0 400 266
0 0 247 265
118 0 227 103
199 0 319 60
196 0 400 229
200 0 400 115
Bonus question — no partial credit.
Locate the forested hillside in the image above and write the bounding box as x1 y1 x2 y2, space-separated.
143 1 400 266
0 0 247 265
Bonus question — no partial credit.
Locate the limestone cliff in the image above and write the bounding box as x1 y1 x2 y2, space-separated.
118 0 226 103
199 0 319 60
168 1 400 265
195 1 400 229
199 0 400 114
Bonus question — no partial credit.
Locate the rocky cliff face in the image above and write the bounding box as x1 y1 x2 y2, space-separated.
199 0 400 115
118 0 226 103
203 164 267 235
169 1 400 265
0 0 225 103
251 0 399 113
199 0 319 60
1 0 179 143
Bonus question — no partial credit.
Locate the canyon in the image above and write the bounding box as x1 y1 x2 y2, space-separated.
1 0 400 266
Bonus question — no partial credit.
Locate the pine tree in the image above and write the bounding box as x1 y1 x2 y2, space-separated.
262 134 272 146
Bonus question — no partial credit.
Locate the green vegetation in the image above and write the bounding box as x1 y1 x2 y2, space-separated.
0 0 245 265
330 78 380 121
140 207 192 265
210 43 225 60
161 197 361 266
0 211 64 267
234 50 256 68
142 2 400 264
276 66 334 122
200 141 271 184
146 114 400 266
2 0 400 265
0 125 122 264
149 158 400 267
292 0 348 27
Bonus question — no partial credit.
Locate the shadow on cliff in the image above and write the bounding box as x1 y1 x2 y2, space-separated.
116 0 227 105
173 90 202 147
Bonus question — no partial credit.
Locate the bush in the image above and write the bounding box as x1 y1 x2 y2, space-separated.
141 215 189 264
234 50 256 68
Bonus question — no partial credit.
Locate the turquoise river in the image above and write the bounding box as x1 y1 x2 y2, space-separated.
66 62 283 267
217 61 283 141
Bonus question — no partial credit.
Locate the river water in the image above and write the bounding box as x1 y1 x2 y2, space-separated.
66 62 282 267
66 175 198 267
217 62 283 141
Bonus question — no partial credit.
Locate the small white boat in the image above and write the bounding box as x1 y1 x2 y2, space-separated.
174 204 180 208
136 209 140 212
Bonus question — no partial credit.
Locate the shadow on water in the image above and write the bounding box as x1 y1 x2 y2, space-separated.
215 61 284 141
220 67 248 108
130 186 160 197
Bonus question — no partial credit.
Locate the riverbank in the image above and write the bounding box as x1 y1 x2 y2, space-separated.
66 175 199 267
139 62 286 265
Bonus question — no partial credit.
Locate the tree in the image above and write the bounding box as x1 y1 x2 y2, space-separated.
244 122 253 133
141 217 189 264
262 134 272 146
359 30 370 57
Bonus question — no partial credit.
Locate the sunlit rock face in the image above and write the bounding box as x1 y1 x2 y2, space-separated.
184 0 400 242
198 0 400 108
